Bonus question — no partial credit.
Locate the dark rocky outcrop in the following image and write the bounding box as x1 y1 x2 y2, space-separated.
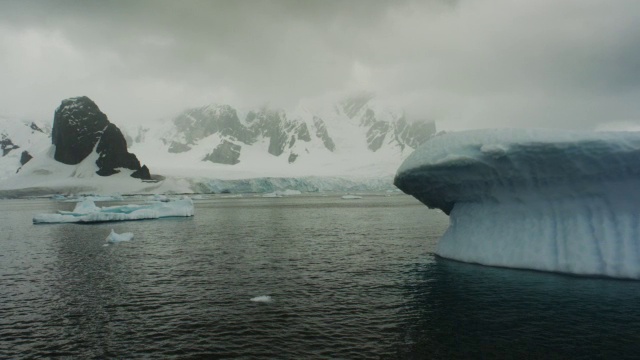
131 165 151 179
52 96 109 164
203 140 241 165
52 96 151 179
20 150 32 165
313 116 335 152
1 136 19 156
29 122 44 133
95 123 146 177
393 117 436 151
246 108 312 157
171 105 253 152
168 141 192 153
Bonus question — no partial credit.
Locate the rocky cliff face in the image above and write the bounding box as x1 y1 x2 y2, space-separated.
52 96 151 179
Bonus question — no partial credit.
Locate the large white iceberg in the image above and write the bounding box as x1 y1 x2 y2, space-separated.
395 129 640 279
33 197 194 224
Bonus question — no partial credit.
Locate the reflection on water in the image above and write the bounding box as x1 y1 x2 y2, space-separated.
400 258 640 359
1 196 640 359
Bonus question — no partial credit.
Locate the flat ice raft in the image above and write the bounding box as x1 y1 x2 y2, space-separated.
33 197 194 224
394 129 640 279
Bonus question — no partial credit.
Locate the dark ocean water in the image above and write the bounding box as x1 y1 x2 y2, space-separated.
1 195 640 359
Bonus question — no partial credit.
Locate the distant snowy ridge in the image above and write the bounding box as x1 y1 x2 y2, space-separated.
395 129 640 279
128 93 435 180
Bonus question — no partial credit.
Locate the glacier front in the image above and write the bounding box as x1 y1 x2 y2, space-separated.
394 129 640 279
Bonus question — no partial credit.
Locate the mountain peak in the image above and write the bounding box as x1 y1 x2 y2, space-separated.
338 92 375 119
51 96 152 179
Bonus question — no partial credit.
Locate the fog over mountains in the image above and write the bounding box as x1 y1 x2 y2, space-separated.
0 94 436 195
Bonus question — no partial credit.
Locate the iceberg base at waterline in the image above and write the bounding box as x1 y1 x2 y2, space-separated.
33 197 194 224
394 129 640 279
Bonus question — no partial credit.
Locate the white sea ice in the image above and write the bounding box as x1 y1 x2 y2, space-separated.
262 189 302 198
33 198 194 224
63 195 125 202
341 195 363 200
395 129 640 279
250 295 273 303
106 229 134 243
148 194 170 202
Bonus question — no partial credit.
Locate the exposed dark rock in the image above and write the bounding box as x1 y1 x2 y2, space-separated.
29 122 44 133
95 123 146 177
203 140 241 165
131 165 151 179
366 120 391 152
247 108 312 157
20 150 32 165
52 96 151 179
288 152 298 163
296 123 311 142
393 117 436 150
313 116 335 152
168 141 192 153
1 136 19 156
174 105 253 145
52 96 109 164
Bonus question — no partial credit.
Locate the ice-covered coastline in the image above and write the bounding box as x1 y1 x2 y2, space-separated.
395 129 640 279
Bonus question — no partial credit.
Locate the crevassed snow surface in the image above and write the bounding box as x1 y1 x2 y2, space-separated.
33 198 194 224
394 129 640 279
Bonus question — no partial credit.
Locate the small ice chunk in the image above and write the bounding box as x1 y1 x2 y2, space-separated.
341 195 363 200
106 229 134 243
250 295 273 303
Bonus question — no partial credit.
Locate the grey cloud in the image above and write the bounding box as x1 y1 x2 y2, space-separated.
1 0 640 130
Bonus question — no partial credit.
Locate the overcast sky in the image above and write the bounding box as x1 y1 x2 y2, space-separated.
1 0 640 131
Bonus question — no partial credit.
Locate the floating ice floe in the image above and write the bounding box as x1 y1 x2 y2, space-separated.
63 194 125 202
250 295 273 303
341 195 363 200
395 129 640 279
33 197 194 224
148 194 170 202
106 229 134 243
262 189 302 198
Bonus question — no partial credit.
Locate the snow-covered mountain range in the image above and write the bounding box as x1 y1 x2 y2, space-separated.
0 94 436 195
127 93 435 180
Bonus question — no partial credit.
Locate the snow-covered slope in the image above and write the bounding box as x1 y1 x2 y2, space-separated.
395 129 640 279
0 117 50 180
127 93 436 180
